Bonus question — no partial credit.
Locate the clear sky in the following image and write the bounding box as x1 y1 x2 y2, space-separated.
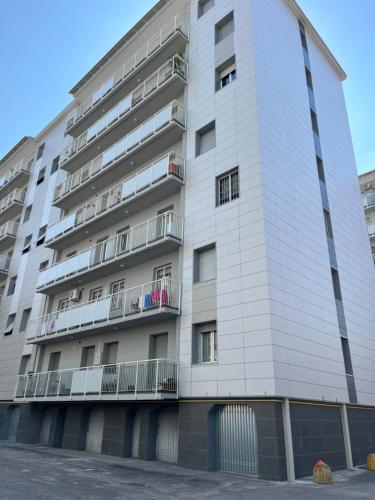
0 0 373 174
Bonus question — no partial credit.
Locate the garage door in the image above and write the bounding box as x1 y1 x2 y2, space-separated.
39 408 53 445
131 412 141 458
7 406 20 441
156 409 178 463
85 409 104 453
217 404 258 476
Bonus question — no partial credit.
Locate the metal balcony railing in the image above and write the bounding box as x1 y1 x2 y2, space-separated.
38 212 183 289
27 277 181 341
0 220 19 239
47 152 184 244
65 12 188 131
363 193 375 209
0 189 26 215
61 56 187 167
0 159 32 190
15 358 178 401
0 254 11 272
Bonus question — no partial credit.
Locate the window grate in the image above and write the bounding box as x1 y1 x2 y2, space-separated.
218 168 239 206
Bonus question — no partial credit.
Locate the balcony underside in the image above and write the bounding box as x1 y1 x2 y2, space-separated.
17 392 177 403
0 233 16 253
38 237 181 295
0 170 30 202
68 30 188 138
47 174 183 250
62 76 186 174
0 202 23 225
0 269 9 278
27 307 179 345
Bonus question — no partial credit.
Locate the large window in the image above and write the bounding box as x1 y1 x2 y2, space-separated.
194 244 216 283
36 143 45 161
80 346 95 368
7 275 17 296
196 121 216 156
58 297 69 311
192 322 217 364
217 167 239 206
102 342 118 365
198 0 214 18
215 11 234 44
154 264 172 281
216 57 236 90
89 286 104 302
19 308 31 332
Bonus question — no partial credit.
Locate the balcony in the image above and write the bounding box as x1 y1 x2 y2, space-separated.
27 277 181 344
38 212 183 294
66 12 188 137
368 223 375 237
15 358 178 402
0 254 11 277
0 189 26 224
363 193 375 210
0 220 18 252
61 57 187 174
46 152 184 249
0 159 32 201
55 99 185 210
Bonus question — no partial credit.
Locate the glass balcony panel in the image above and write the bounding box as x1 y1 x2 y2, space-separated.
97 193 109 214
144 72 158 96
118 364 137 393
132 86 144 107
155 105 171 130
59 371 73 396
135 45 147 67
136 165 152 192
127 128 140 150
122 176 136 199
75 207 85 226
117 94 132 117
148 32 161 55
47 372 60 396
152 156 169 182
140 116 156 141
86 367 103 393
161 18 174 43
159 60 173 85
131 222 148 249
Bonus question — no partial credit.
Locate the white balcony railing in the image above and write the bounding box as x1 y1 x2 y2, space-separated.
47 152 184 244
0 254 11 272
368 222 375 237
0 159 32 190
66 11 188 130
27 277 181 341
61 56 187 166
0 188 26 215
363 193 375 209
38 212 183 289
0 220 19 239
15 358 178 400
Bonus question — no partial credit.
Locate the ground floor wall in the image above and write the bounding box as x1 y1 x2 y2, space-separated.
1 399 375 481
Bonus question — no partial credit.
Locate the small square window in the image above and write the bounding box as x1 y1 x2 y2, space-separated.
216 167 239 206
22 234 32 254
215 11 234 44
4 313 16 336
36 167 46 185
154 264 172 281
23 204 32 223
36 143 45 161
331 268 342 301
305 67 313 90
50 156 60 175
39 260 49 271
216 56 236 91
7 275 17 296
193 244 216 283
196 121 216 156
323 209 333 238
310 109 319 135
341 337 353 376
192 322 217 364
316 156 325 183
58 297 70 311
89 286 103 302
198 0 214 18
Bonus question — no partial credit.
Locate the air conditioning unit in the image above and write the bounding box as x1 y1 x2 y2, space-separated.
364 183 372 190
69 289 82 302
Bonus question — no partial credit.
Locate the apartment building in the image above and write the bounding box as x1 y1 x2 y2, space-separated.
0 0 375 481
359 169 375 264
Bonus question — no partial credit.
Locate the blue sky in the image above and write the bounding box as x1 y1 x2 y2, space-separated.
0 0 373 174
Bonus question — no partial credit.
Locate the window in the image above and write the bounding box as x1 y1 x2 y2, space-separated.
217 167 239 206
110 279 125 295
19 308 31 332
80 346 95 368
299 27 308 51
36 167 46 185
198 0 214 18
36 143 45 160
323 210 333 238
102 342 118 365
22 234 32 254
7 275 17 296
39 260 49 271
116 226 130 254
23 204 32 223
194 244 216 283
50 156 60 175
317 156 325 183
216 56 236 90
154 264 172 281
196 121 216 156
4 314 16 336
89 286 103 302
192 322 217 364
305 67 313 90
36 225 47 246
48 352 61 371
19 355 31 375
215 11 234 44
341 337 353 375
58 297 69 311
310 109 319 135
331 268 342 301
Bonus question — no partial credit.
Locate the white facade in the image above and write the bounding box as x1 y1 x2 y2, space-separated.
1 0 374 408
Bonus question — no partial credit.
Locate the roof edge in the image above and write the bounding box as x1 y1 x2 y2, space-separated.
0 136 34 166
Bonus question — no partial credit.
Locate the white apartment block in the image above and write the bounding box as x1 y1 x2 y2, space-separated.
0 0 375 481
359 169 375 264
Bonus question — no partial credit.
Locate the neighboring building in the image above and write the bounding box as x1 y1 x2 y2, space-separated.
359 169 375 264
0 0 375 481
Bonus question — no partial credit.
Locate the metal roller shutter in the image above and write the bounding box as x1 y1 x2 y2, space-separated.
85 408 104 453
131 412 141 458
7 407 20 441
156 409 178 463
39 408 53 445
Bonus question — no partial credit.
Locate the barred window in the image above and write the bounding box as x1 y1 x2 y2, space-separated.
217 168 239 206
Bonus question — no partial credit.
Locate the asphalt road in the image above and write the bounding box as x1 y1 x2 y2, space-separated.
0 441 374 499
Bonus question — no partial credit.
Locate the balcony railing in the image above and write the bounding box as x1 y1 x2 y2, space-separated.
0 254 11 272
0 220 19 240
47 152 184 244
27 277 181 341
363 193 375 209
66 12 188 131
0 188 25 215
15 358 178 401
0 159 32 190
368 222 375 237
61 57 187 166
38 212 183 289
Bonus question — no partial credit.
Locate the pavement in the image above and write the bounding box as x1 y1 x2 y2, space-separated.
0 441 374 499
